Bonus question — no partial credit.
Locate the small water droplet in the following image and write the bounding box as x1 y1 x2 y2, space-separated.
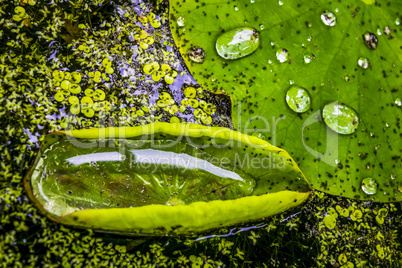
321 11 336 26
398 184 402 193
344 75 350 82
396 18 400 26
250 0 255 3
307 36 312 42
361 178 377 195
304 55 313 64
369 132 375 137
187 46 205 63
376 28 382 36
322 101 359 134
385 122 390 128
268 60 272 64
335 8 339 12
259 24 265 30
252 132 266 140
276 48 288 63
289 80 294 85
358 57 370 69
394 98 402 107
390 173 396 180
285 86 311 113
270 41 275 46
279 0 283 5
216 27 260 60
234 5 239 11
384 26 391 35
177 16 186 27
363 32 378 50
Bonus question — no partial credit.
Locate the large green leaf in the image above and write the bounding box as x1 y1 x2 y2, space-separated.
170 0 402 202
25 123 310 235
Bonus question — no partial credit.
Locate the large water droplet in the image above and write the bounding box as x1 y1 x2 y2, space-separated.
395 98 402 107
361 178 377 195
358 57 370 69
363 32 378 50
321 11 336 26
187 46 205 63
276 48 288 63
177 16 186 27
216 27 260 60
304 54 313 64
285 86 311 113
322 102 359 134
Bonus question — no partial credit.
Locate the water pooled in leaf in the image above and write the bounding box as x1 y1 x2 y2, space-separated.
276 48 288 63
358 57 370 69
216 27 260 60
322 101 359 134
321 11 336 26
177 16 186 27
362 32 378 50
187 46 205 63
285 86 311 113
361 178 378 195
395 98 401 107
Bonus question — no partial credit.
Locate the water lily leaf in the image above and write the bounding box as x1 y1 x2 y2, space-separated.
170 0 402 202
24 123 310 235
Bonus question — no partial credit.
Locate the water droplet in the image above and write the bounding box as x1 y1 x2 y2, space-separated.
270 41 275 46
361 178 377 195
344 75 350 82
285 86 311 113
321 11 336 26
304 55 313 64
385 122 390 128
307 36 312 41
177 16 186 27
250 0 255 3
187 46 205 63
276 48 288 63
362 32 378 50
369 132 375 137
396 18 400 26
398 184 402 193
259 24 265 30
289 80 294 85
322 101 359 134
278 0 283 5
252 132 266 140
390 173 396 180
395 98 401 107
335 8 339 12
376 28 382 36
358 57 370 69
216 27 260 60
268 60 272 64
384 26 391 35
234 5 239 11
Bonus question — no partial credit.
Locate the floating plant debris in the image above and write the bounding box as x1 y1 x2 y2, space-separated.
216 27 260 60
285 86 311 113
322 102 359 134
25 123 310 235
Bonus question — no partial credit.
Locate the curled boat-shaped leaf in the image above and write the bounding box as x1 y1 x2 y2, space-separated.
25 123 311 235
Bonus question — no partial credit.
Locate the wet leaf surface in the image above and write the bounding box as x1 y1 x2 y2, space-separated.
170 0 402 202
